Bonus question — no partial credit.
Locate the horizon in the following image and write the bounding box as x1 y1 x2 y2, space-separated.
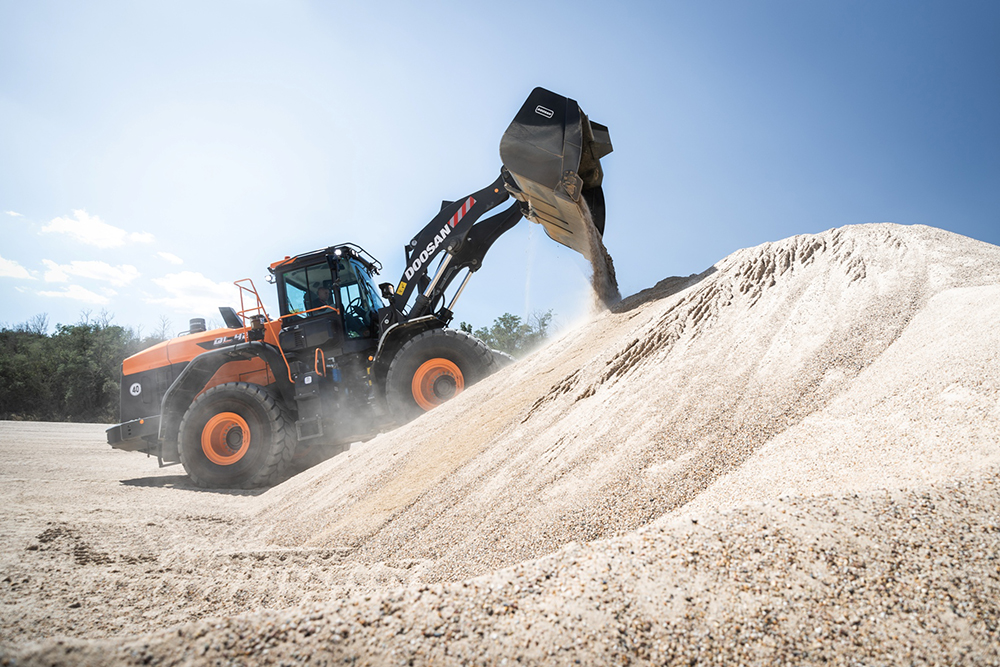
2 0 998 335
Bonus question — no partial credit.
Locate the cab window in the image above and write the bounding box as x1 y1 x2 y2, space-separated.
280 263 337 316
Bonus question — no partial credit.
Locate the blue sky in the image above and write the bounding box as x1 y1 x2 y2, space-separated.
2 0 998 336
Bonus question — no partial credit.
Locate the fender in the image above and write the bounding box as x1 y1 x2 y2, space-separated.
371 316 445 392
157 341 295 463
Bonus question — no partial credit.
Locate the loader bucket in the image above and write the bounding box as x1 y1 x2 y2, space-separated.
499 87 613 257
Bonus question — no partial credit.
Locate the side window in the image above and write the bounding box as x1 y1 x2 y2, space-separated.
285 275 308 313
281 263 336 316
281 267 310 315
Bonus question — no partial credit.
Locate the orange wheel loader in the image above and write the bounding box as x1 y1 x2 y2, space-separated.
106 87 613 488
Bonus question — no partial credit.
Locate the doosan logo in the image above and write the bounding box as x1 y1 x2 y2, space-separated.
404 197 476 281
534 105 554 119
405 222 453 280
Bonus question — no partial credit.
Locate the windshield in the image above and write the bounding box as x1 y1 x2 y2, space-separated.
340 259 384 338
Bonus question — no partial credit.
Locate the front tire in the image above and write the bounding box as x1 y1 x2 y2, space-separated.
490 349 516 368
386 329 496 423
178 382 296 488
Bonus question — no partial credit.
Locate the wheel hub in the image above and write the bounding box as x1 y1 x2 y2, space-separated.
411 358 465 411
224 426 243 450
434 374 458 399
201 412 251 465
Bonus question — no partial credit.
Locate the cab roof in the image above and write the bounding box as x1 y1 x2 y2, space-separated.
268 243 382 275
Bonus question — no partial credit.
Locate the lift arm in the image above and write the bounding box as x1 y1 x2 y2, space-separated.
387 172 524 324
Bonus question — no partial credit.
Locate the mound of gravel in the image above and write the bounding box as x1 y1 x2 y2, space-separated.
7 222 1000 665
241 224 1000 586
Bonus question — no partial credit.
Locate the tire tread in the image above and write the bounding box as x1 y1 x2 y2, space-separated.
178 381 296 489
385 328 497 423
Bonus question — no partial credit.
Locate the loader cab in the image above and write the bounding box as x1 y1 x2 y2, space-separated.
273 245 385 344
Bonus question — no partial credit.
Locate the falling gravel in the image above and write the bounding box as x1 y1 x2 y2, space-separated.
581 203 621 308
3 222 1000 666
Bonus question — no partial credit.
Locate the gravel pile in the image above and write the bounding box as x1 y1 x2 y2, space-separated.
242 224 1000 586
4 223 999 665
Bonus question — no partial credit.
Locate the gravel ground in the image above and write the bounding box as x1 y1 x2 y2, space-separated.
19 472 1000 666
2 223 999 665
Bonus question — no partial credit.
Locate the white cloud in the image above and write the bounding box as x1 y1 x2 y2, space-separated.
5 211 23 217
41 210 154 248
41 260 69 283
42 259 140 287
149 271 240 316
0 254 33 279
157 252 184 265
38 284 112 305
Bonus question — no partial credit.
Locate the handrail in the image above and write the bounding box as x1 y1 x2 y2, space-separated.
232 278 341 386
234 278 269 325
233 278 298 385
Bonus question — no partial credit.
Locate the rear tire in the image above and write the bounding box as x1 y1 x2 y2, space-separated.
178 382 296 488
386 329 496 423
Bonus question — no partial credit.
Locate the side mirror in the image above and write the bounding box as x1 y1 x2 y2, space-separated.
379 283 395 299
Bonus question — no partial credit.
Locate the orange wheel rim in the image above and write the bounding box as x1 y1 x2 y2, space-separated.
411 358 465 411
201 412 251 465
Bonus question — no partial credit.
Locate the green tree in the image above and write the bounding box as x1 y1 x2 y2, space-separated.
0 311 167 423
460 310 553 358
0 324 56 420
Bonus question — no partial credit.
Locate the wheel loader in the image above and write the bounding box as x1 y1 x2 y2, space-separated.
106 87 613 488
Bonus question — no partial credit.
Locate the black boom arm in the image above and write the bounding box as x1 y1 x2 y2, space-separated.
389 172 524 323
